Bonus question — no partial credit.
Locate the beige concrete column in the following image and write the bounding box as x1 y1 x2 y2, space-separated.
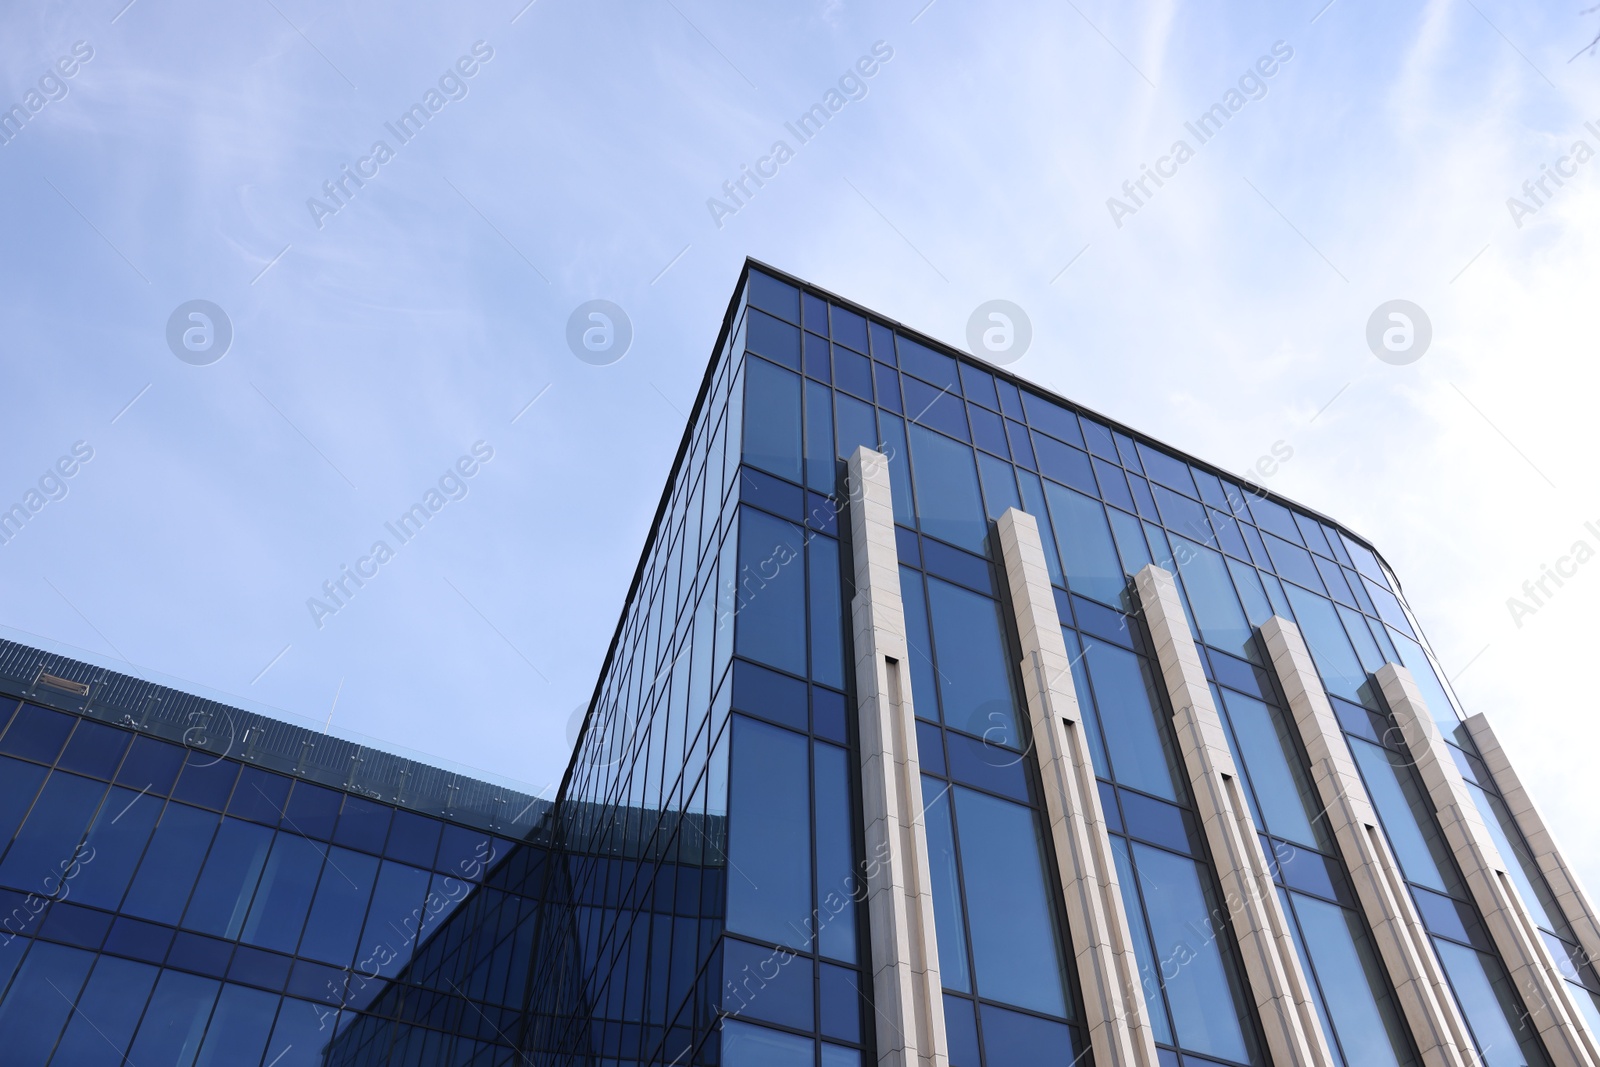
846 446 949 1067
996 509 1161 1067
1133 565 1336 1067
1378 664 1599 1067
1260 616 1474 1067
1465 713 1600 1001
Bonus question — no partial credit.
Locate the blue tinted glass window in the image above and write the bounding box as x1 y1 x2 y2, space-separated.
1468 783 1556 932
334 795 392 854
835 346 873 400
172 753 239 810
1433 938 1548 1067
1217 688 1320 849
969 404 1009 458
0 940 94 1064
980 1002 1079 1063
832 305 868 352
722 1018 814 1067
1227 557 1274 626
126 803 220 923
61 784 156 911
114 736 185 793
835 392 877 462
960 362 999 409
726 717 811 948
878 415 916 526
922 777 972 992
1046 482 1125 607
1109 837 1176 1046
1284 584 1368 703
1172 536 1254 660
900 567 940 722
747 310 802 368
1093 457 1135 511
0 704 74 763
803 292 829 332
229 766 291 825
908 424 987 553
1291 892 1411 1067
725 935 813 1029
944 994 981 1065
1135 443 1197 495
1266 534 1326 593
874 362 902 412
806 379 835 492
0 770 106 894
1108 507 1152 579
385 810 443 869
977 452 1020 521
735 508 807 676
283 782 341 840
1034 434 1097 495
804 330 832 381
743 357 803 481
1349 740 1450 892
1006 419 1036 470
809 535 846 689
51 954 158 1066
298 845 379 966
1249 495 1303 542
1023 392 1084 447
1016 470 1064 587
127 968 220 1067
1389 632 1460 733
0 757 46 846
193 982 277 1066
1133 843 1253 1062
898 336 959 389
56 719 131 779
1076 637 1182 801
355 859 432 981
954 786 1069 1016
242 832 325 953
814 742 857 963
905 377 971 442
926 578 1020 746
183 816 273 938
747 270 800 321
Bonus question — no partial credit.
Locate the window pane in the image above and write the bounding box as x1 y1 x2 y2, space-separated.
953 787 1069 1017
1046 482 1125 606
735 508 807 676
298 845 379 966
51 954 158 1066
1217 688 1321 849
980 1001 1080 1064
908 424 988 553
194 982 277 1066
183 816 273 938
122 802 219 924
1110 836 1175 1047
814 742 857 963
921 777 971 992
925 578 1020 747
0 770 105 893
1349 739 1450 893
1077 637 1183 801
1467 783 1556 932
126 968 220 1067
1292 892 1412 1067
744 357 803 481
1433 938 1550 1067
1390 632 1462 735
242 832 325 953
1172 536 1254 660
0 940 94 1065
726 717 811 948
900 567 942 723
355 859 433 983
1284 584 1368 703
722 1018 813 1067
809 536 846 689
806 378 836 493
1132 843 1253 1063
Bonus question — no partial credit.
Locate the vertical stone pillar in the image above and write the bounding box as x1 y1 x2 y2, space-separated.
1133 565 1336 1067
1465 712 1600 1016
995 509 1161 1067
846 447 949 1067
1378 664 1599 1067
1260 616 1474 1067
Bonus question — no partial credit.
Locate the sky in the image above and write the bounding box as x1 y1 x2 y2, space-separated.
2 0 1600 885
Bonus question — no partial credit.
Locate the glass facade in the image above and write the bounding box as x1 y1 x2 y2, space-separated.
4 260 1595 1066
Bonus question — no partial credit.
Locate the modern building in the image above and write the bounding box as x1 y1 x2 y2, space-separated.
1 259 1596 1067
